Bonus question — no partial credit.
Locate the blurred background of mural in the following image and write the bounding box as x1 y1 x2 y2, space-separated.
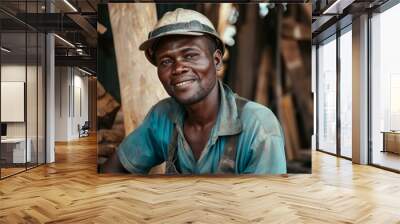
97 3 312 174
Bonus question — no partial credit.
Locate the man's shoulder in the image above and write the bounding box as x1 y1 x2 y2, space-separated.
149 97 181 119
238 98 282 136
241 100 274 116
152 97 177 111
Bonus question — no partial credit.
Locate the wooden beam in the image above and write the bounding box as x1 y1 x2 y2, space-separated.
108 3 169 174
282 18 311 40
108 3 168 134
255 49 272 106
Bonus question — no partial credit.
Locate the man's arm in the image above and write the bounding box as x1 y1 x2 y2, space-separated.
101 151 129 173
101 104 167 174
243 135 287 174
241 104 287 174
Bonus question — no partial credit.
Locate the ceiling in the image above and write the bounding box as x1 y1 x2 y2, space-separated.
312 0 389 43
0 0 99 74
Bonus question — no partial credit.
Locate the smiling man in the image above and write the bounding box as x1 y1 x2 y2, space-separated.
103 8 287 175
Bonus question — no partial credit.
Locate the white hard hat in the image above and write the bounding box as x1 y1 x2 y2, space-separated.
139 8 225 65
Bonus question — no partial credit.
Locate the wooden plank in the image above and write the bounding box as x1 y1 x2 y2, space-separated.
302 4 312 23
108 3 169 135
280 39 313 148
279 94 300 161
228 4 261 99
97 81 120 125
255 49 272 106
108 3 169 174
282 18 311 40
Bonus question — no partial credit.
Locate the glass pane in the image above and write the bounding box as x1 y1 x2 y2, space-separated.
317 36 337 154
27 31 38 169
38 32 45 165
1 31 27 177
371 3 400 171
340 28 352 158
26 0 38 169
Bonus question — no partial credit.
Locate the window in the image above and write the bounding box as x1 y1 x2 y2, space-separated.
370 2 400 171
317 35 337 154
0 1 47 179
339 27 352 158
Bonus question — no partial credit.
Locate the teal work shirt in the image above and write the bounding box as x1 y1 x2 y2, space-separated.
117 81 287 174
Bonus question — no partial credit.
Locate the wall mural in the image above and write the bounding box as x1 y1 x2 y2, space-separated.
97 3 312 175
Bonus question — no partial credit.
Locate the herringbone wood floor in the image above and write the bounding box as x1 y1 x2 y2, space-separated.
1 135 400 224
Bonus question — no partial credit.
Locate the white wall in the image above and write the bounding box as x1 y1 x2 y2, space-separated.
55 67 69 141
1 65 39 138
73 72 89 137
54 67 89 141
1 65 26 135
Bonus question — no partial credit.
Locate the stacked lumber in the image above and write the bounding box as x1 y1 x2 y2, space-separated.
97 81 125 164
274 5 313 166
223 4 312 171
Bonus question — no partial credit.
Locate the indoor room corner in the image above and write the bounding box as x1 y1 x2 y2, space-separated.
54 66 96 141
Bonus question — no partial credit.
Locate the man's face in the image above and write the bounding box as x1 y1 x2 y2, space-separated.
154 35 222 105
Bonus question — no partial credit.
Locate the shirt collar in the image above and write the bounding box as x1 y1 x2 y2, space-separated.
215 80 242 136
169 79 242 136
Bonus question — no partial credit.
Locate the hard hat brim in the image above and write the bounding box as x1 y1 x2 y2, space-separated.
140 31 225 66
139 31 204 52
139 10 225 66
